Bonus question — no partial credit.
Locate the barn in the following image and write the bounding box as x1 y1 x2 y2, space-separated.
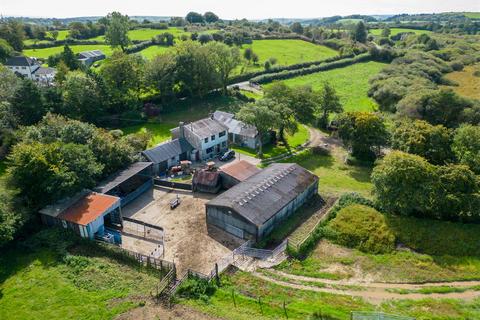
206 163 318 240
94 162 154 207
219 160 261 189
142 138 193 176
40 190 122 241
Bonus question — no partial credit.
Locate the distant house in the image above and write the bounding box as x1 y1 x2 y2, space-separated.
213 111 263 150
206 163 318 240
4 56 56 85
171 117 229 161
78 50 106 67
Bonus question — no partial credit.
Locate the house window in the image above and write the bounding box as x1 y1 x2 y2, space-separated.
211 135 215 141
222 141 227 147
219 131 226 137
206 147 214 153
22 66 26 70
204 137 208 143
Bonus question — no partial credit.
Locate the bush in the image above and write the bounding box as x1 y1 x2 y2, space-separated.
328 204 396 254
449 61 464 71
176 276 217 302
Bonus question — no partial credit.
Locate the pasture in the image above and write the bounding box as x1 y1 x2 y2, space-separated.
138 45 173 59
464 12 480 19
264 61 386 112
238 39 338 73
370 28 432 36
89 27 191 42
441 64 480 100
23 44 114 59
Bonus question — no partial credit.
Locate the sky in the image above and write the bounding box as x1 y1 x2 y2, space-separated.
1 0 479 20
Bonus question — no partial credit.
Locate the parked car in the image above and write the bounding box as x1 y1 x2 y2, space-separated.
219 150 235 161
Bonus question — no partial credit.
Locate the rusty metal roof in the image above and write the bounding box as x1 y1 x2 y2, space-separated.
220 160 260 182
58 192 120 226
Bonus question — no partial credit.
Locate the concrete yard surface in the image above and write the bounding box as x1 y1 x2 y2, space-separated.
121 186 244 275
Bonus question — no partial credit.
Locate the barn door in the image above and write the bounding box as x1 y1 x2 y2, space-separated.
225 223 244 239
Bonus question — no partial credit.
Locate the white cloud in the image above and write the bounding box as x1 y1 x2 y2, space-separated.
1 0 479 19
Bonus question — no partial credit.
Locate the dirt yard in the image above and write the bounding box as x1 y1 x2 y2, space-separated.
122 187 244 275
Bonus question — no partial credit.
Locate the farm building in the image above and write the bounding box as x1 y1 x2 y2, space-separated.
220 160 261 189
78 50 106 66
142 138 194 176
193 170 222 193
94 162 154 207
213 111 262 149
40 190 122 242
206 163 318 240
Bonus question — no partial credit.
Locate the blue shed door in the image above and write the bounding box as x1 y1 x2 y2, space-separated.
225 223 244 239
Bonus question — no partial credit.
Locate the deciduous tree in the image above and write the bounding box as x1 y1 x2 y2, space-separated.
105 12 131 51
452 124 480 174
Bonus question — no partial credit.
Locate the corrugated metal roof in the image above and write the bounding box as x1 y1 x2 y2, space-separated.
94 162 153 194
207 163 318 227
142 138 193 164
78 50 105 59
33 67 56 75
220 160 260 182
213 111 258 138
193 170 221 187
58 192 120 226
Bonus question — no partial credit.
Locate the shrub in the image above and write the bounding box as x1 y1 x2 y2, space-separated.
328 204 396 254
176 276 217 302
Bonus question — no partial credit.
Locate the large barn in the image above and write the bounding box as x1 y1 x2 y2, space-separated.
206 163 318 240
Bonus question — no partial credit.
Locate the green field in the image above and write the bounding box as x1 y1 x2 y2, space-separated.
138 45 173 59
238 40 338 74
0 230 158 320
464 12 480 19
265 61 386 112
370 28 433 36
89 27 190 42
24 44 114 59
121 122 175 147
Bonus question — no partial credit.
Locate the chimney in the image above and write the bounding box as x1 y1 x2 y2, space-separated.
179 122 185 138
209 113 214 120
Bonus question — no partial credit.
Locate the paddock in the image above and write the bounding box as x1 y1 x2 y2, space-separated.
121 186 243 275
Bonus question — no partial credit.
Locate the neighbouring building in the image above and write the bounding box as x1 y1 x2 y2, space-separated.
4 56 56 85
206 163 319 240
78 50 106 67
40 190 122 241
94 162 154 207
219 159 261 189
213 111 262 150
142 137 194 176
172 117 229 161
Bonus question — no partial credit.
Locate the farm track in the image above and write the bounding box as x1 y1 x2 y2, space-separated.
253 269 480 304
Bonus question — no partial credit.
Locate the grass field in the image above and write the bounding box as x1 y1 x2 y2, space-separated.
464 12 480 19
0 230 158 320
265 61 386 112
138 45 173 59
89 27 190 42
370 28 433 36
24 44 114 59
184 271 480 319
121 122 175 147
441 64 480 100
237 40 338 74
284 147 373 198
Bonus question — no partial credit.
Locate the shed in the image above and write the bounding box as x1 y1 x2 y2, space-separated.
40 191 121 240
142 138 193 175
220 160 261 189
78 50 106 66
206 163 318 240
94 162 154 207
192 170 222 194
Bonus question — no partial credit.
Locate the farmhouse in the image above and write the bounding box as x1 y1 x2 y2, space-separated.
213 111 262 149
171 118 229 161
78 50 106 66
40 190 122 242
206 163 318 240
4 56 56 85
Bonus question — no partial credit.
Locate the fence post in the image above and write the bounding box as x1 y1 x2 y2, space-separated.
215 263 220 286
283 300 288 319
232 289 236 307
258 297 263 315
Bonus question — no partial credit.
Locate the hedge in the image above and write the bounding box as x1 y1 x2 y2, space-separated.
228 54 354 84
24 39 146 49
249 53 372 84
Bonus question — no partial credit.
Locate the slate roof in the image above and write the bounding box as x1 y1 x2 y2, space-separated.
185 117 228 138
33 67 56 75
142 138 193 164
207 163 318 227
94 162 153 194
220 160 261 182
5 56 37 67
213 111 258 138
